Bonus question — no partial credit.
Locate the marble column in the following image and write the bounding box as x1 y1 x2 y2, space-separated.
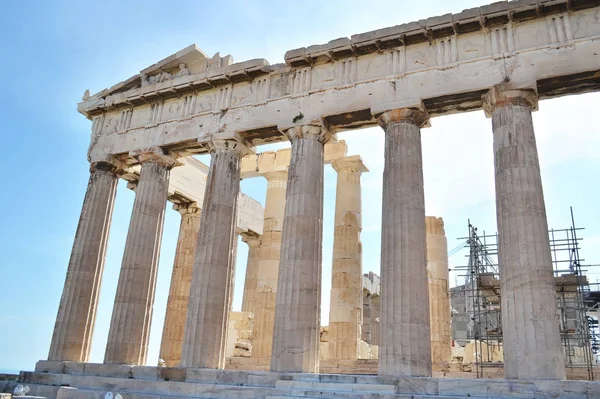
483 87 565 380
362 292 372 343
104 150 175 365
370 295 380 346
222 232 239 360
328 156 367 360
271 125 331 373
48 161 119 362
426 216 452 371
377 106 431 377
158 202 201 367
241 232 261 312
180 140 247 369
252 171 287 359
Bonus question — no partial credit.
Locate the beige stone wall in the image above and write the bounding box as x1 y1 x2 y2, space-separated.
361 272 380 347
319 326 330 361
455 341 504 365
225 312 254 358
370 296 380 347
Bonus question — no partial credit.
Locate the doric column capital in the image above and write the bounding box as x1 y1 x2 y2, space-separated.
90 158 128 176
331 155 369 174
263 171 288 182
376 106 430 129
130 147 179 169
206 139 252 158
482 86 538 117
90 161 119 175
285 124 333 144
173 202 201 216
241 231 262 247
126 181 138 191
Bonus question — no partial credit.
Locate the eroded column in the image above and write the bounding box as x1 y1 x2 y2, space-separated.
181 140 247 369
48 161 119 362
483 87 565 380
377 106 431 377
328 156 367 360
252 171 287 359
271 125 331 373
158 202 201 367
104 149 175 365
426 216 452 371
241 232 261 313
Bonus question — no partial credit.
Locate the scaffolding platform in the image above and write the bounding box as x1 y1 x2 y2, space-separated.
451 208 599 380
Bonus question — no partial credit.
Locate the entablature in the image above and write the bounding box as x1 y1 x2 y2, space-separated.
120 155 265 235
82 0 600 163
287 0 598 65
80 1 599 119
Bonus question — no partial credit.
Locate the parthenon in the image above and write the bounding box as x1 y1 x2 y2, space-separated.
7 0 600 398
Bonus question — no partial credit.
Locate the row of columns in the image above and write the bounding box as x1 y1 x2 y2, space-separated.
48 86 565 380
328 156 368 360
242 171 287 359
104 152 175 364
181 140 246 368
159 203 201 366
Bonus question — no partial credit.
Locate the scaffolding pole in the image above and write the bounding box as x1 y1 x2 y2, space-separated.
451 208 599 380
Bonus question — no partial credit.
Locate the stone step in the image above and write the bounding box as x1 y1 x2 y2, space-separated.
57 386 181 399
22 373 488 399
16 384 58 399
19 369 600 399
265 395 479 399
275 380 396 393
267 393 399 399
27 373 287 399
59 388 473 399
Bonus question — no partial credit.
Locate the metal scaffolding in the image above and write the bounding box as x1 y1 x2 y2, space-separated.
451 208 599 379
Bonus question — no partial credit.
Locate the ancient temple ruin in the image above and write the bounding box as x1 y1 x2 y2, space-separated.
6 0 600 397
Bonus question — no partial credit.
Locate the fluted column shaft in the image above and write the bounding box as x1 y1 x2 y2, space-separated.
48 162 119 362
328 156 367 360
250 171 287 359
377 107 431 377
158 203 201 367
483 87 565 380
241 233 261 312
271 125 331 373
426 216 452 371
180 140 246 369
104 151 174 365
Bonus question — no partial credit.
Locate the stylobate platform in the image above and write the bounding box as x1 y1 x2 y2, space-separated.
0 361 597 398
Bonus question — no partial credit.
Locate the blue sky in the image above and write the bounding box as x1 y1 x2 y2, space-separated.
1 0 598 373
